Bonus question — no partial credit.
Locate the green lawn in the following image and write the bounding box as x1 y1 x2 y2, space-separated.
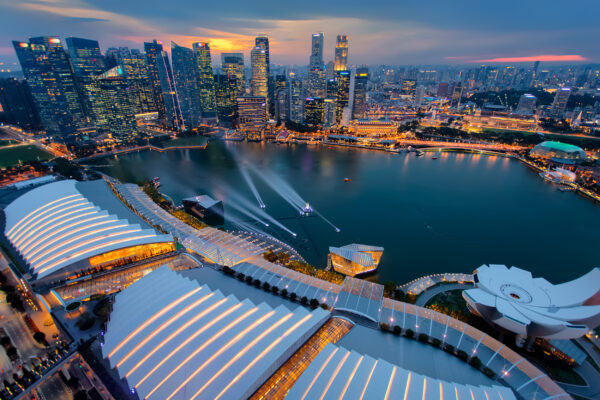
0 145 53 168
161 136 208 148
0 139 20 147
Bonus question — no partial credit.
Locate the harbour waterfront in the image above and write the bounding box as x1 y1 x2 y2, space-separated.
96 141 600 284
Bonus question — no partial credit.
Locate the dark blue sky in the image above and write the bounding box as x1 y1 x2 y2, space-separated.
0 0 598 68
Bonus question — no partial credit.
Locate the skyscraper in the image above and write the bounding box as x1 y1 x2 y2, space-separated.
221 53 245 94
288 72 304 123
450 82 463 107
401 79 416 97
214 74 237 122
65 37 105 122
157 49 184 130
254 36 270 76
237 96 266 132
171 42 202 129
304 97 324 126
309 33 324 70
251 45 268 99
415 86 426 106
13 37 85 138
90 66 136 139
192 42 216 115
550 87 571 118
144 40 168 124
352 68 368 119
516 94 537 115
334 35 349 72
121 53 156 115
335 70 351 123
323 97 337 126
0 78 42 131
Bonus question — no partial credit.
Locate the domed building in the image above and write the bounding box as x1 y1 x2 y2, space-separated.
529 141 586 164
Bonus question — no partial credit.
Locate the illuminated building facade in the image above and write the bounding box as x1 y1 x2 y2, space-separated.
323 97 337 126
328 244 383 276
308 33 326 98
349 119 398 137
65 37 105 122
121 53 157 115
171 42 202 129
3 180 173 284
550 87 571 117
251 46 268 99
214 74 237 121
352 67 368 119
221 53 245 94
237 96 266 131
13 37 85 137
401 78 416 97
335 70 350 124
156 49 185 130
304 97 324 126
288 73 304 123
91 66 137 139
451 82 463 107
143 40 168 125
193 42 217 115
334 35 348 71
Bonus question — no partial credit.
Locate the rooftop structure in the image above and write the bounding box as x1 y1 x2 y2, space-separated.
102 267 329 400
3 180 173 282
463 265 600 341
329 244 384 276
530 141 586 164
286 343 516 400
182 195 224 224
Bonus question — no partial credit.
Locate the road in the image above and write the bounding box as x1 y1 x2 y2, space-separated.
34 374 72 400
0 126 68 158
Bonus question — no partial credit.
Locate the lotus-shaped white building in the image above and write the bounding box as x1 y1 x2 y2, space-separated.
463 265 600 341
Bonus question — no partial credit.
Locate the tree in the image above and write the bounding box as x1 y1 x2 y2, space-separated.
392 325 401 335
320 303 329 310
309 299 319 309
237 272 245 281
262 281 270 291
271 286 279 294
245 276 253 284
280 288 288 298
470 356 482 369
300 296 308 305
456 350 468 361
383 281 397 297
290 292 297 301
405 329 414 339
444 344 455 353
380 323 390 332
432 338 442 347
253 279 261 287
418 333 429 343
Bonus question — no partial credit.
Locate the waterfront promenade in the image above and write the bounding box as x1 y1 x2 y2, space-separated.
106 176 568 400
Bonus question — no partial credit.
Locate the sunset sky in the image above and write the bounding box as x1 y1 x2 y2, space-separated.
0 0 598 67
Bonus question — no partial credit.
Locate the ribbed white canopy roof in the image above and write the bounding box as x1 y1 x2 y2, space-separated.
102 267 329 400
4 180 172 279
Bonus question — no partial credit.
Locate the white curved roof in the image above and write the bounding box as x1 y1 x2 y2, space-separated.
329 244 384 267
464 265 600 339
3 180 172 279
102 267 329 400
286 343 515 400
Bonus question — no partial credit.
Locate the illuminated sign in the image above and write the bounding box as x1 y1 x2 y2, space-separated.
49 38 61 44
19 43 28 48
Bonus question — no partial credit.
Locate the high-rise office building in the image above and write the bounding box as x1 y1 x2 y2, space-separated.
13 37 85 138
0 78 42 131
254 36 270 76
325 61 335 80
304 97 324 126
90 66 136 139
237 96 266 131
251 45 268 99
550 87 571 117
309 33 324 70
326 78 337 98
156 49 184 130
65 37 105 122
221 53 245 94
516 94 537 115
171 42 202 129
121 53 156 115
352 68 368 119
288 72 304 123
193 42 216 115
334 35 348 72
214 74 237 122
105 47 131 69
415 86 426 106
437 82 449 98
323 97 337 126
144 40 168 124
335 70 351 123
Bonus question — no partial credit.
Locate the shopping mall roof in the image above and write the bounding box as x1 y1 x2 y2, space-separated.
3 179 172 280
464 265 600 339
102 267 329 400
286 343 516 400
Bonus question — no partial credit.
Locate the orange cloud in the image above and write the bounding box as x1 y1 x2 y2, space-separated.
474 54 588 63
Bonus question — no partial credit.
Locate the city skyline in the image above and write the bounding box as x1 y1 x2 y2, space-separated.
0 0 598 68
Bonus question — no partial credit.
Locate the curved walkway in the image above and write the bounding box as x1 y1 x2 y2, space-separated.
416 283 473 306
